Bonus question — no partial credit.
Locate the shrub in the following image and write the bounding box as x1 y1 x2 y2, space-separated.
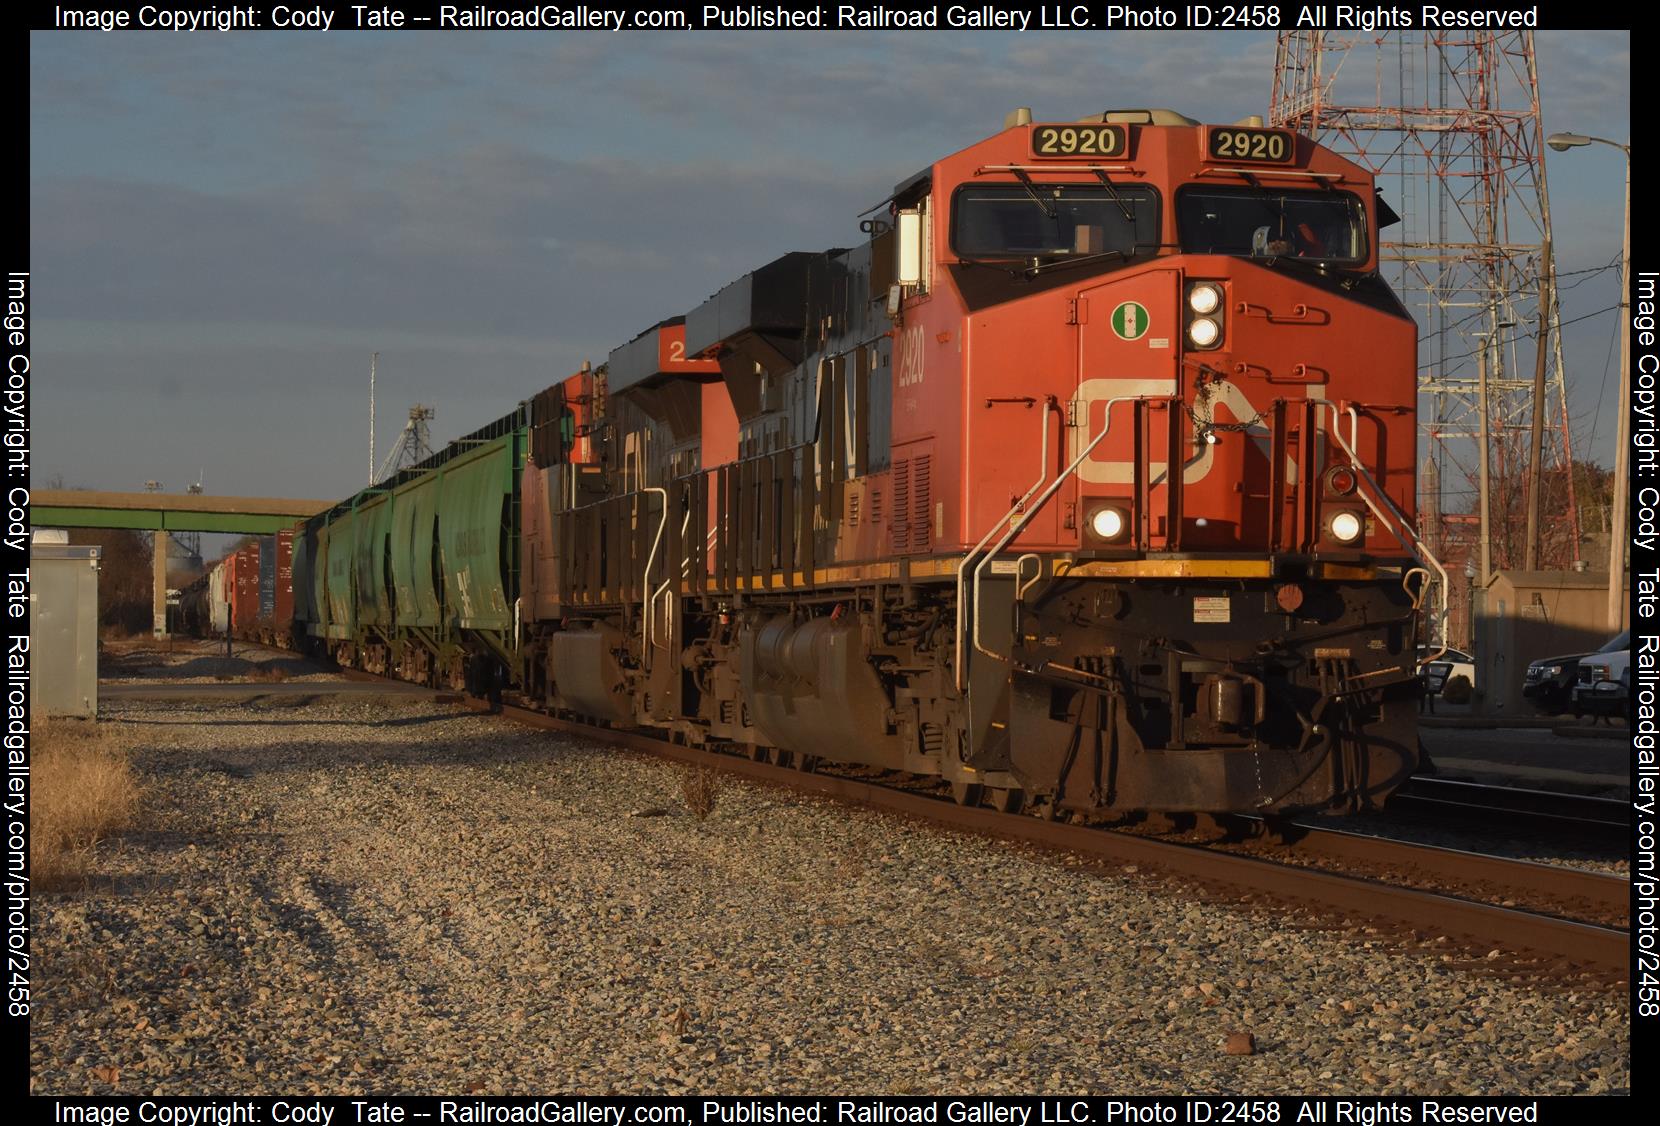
680 766 720 822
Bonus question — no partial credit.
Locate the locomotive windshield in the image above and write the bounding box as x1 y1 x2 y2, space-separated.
1177 187 1367 264
951 184 1159 261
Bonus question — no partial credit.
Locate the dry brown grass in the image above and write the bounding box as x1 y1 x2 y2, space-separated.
680 766 721 822
250 663 291 682
32 720 140 892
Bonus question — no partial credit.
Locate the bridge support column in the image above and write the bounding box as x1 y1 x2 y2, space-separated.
152 533 169 638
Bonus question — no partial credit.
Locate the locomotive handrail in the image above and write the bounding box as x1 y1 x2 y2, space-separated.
978 163 1138 175
958 395 1139 692
1308 398 1450 666
639 486 668 669
953 398 1053 691
651 505 691 655
1015 553 1043 601
1196 166 1344 182
958 395 1450 694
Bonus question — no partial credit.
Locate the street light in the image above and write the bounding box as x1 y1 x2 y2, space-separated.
1475 316 1515 591
1546 131 1630 631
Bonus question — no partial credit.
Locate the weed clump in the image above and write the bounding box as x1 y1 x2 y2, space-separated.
680 766 721 822
32 721 139 891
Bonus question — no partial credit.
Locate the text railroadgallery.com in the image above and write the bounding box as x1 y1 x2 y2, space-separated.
45 4 1551 33
43 1098 1569 1124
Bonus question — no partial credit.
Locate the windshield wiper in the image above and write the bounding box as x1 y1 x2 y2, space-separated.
954 256 1026 279
1024 248 1127 278
1238 171 1290 231
1010 168 1057 219
1090 168 1136 223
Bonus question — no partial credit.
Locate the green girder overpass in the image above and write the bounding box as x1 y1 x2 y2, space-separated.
31 489 333 637
31 489 331 535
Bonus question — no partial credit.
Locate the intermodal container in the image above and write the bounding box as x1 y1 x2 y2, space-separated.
258 536 277 619
274 528 295 630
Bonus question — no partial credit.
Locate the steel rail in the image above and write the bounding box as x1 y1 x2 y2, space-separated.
1237 817 1629 917
1398 776 1629 823
1389 777 1629 844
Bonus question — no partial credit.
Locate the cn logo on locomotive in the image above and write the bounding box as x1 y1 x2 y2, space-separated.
1110 301 1150 340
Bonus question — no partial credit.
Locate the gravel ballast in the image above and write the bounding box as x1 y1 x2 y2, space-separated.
31 682 1630 1095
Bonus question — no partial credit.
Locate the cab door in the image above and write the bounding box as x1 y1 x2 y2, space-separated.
1075 269 1183 547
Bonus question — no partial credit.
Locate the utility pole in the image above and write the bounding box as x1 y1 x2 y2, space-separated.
1477 340 1492 587
1610 151 1631 630
369 351 378 486
1524 236 1553 571
145 480 168 638
1546 131 1631 629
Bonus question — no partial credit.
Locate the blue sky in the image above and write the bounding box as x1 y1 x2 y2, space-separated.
30 31 1631 504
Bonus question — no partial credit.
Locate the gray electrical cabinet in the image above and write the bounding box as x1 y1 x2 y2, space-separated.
30 543 100 718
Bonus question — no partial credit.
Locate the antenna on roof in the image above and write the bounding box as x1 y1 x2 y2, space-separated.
369 351 378 485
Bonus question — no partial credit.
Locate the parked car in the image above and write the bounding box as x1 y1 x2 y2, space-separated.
1523 650 1593 715
1418 645 1476 697
1574 630 1631 720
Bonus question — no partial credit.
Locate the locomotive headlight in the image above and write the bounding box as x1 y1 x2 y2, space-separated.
1325 465 1359 496
1088 504 1129 542
1327 510 1363 543
1187 283 1223 315
1187 317 1221 348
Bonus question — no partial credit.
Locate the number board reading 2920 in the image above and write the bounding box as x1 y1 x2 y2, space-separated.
1030 123 1127 158
1205 126 1296 165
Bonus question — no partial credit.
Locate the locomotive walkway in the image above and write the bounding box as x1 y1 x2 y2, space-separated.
101 681 442 700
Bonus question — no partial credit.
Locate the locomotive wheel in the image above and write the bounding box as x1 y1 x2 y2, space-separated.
951 781 985 807
990 787 1023 814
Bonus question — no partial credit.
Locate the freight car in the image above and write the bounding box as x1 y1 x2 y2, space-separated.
180 530 297 644
291 107 1445 817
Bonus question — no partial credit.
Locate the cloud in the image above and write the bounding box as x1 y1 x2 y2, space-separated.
29 30 1631 495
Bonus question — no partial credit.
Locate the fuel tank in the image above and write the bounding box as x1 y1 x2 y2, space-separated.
549 624 636 723
740 615 903 767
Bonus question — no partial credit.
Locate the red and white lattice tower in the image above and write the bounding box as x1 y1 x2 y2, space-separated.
1270 31 1579 576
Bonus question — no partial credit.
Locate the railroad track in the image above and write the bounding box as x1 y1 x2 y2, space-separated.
1388 776 1629 844
1129 812 1629 928
400 685 1629 984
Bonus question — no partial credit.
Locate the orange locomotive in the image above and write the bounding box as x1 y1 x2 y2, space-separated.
519 106 1442 817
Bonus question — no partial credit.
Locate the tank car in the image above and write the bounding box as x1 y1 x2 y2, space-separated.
300 107 1446 817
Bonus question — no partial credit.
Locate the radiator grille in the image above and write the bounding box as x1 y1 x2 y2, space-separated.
910 454 932 550
890 459 910 553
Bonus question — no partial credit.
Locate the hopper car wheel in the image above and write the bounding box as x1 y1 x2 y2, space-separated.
747 743 770 764
797 755 820 774
951 781 985 807
990 787 1023 814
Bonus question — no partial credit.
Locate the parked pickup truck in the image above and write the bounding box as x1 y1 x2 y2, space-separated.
1573 630 1631 720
